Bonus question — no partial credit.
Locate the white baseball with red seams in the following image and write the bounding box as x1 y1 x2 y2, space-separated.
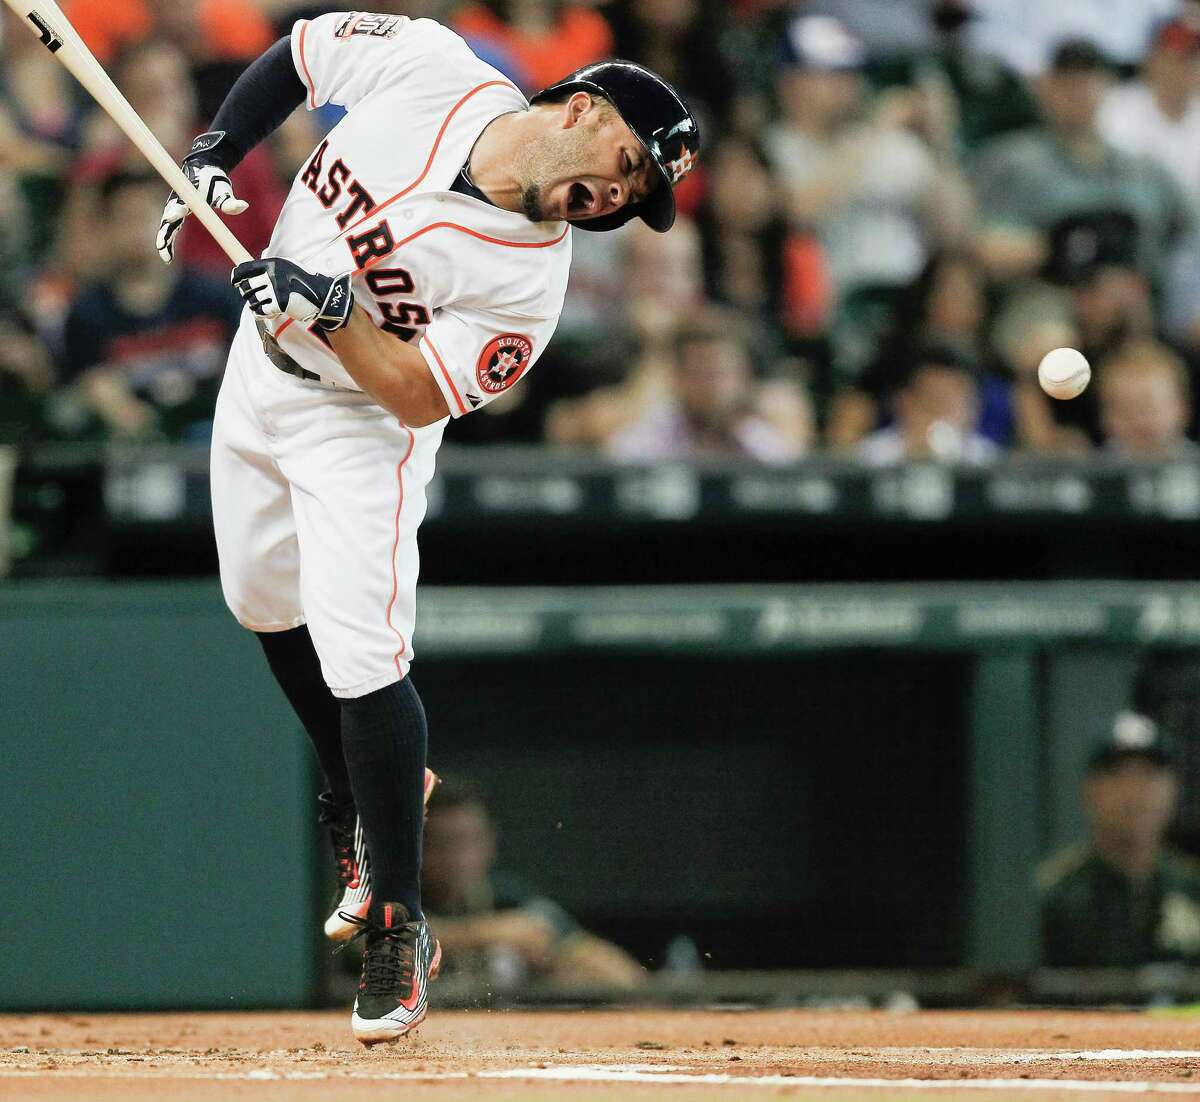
1037 347 1091 401
211 12 571 696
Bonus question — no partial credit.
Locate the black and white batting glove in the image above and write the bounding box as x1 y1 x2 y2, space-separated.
156 131 249 264
232 258 355 332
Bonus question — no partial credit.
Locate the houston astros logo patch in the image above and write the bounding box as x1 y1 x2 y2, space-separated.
476 334 533 394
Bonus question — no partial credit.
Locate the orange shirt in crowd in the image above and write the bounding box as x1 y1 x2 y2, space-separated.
452 4 614 91
63 0 275 64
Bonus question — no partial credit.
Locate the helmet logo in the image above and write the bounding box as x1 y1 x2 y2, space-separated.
667 148 697 185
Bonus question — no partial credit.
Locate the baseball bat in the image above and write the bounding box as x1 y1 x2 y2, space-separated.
2 0 254 265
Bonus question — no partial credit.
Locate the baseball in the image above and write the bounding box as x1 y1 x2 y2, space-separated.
1037 347 1091 400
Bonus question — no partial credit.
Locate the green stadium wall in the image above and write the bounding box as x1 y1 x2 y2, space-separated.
2 580 1192 1007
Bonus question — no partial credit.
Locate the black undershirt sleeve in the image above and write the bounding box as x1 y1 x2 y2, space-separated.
206 36 307 172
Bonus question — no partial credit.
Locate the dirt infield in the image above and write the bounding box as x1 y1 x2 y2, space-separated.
3 1009 1200 1101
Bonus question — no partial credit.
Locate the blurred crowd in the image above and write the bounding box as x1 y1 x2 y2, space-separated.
4 0 1200 465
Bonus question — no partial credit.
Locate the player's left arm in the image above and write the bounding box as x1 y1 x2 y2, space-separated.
157 36 305 263
231 257 449 427
330 307 449 426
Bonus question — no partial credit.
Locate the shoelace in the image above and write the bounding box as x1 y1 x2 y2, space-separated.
341 912 418 997
329 821 360 889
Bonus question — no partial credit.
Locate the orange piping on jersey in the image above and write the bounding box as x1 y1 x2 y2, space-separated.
386 426 416 680
297 20 317 109
271 220 568 341
422 334 467 416
358 221 571 275
337 79 520 238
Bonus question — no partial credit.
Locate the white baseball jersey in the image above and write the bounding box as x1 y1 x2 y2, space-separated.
272 11 571 409
211 12 572 696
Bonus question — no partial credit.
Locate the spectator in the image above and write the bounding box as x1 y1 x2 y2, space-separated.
421 778 645 989
61 0 275 67
0 314 56 446
0 171 33 316
990 283 1090 452
59 173 240 443
804 0 937 60
451 1 614 93
1099 17 1200 204
970 0 1179 77
698 136 820 347
718 0 794 135
66 38 285 280
606 306 806 464
827 250 993 448
62 0 276 120
973 38 1194 287
605 0 736 127
923 0 1040 153
1015 211 1158 447
544 216 711 448
1039 711 1200 967
858 343 997 465
1098 341 1198 459
0 10 83 260
764 15 971 310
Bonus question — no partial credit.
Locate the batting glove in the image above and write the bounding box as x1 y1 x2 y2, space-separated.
232 258 355 333
156 131 249 264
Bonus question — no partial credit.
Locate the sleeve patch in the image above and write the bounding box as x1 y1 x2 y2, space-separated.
476 334 533 394
334 12 402 39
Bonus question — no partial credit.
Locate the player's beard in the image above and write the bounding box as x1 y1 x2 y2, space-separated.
520 183 544 223
516 120 601 223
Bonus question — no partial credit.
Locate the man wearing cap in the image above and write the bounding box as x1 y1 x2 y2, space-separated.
152 11 699 1044
1099 17 1200 203
1038 712 1200 967
973 37 1193 286
764 14 970 306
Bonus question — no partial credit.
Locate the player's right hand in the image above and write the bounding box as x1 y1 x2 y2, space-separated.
156 131 249 265
232 257 355 333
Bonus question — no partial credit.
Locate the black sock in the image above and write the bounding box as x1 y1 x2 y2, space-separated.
340 678 427 918
256 626 353 817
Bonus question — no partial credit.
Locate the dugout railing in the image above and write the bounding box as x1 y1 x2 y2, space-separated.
10 444 1200 582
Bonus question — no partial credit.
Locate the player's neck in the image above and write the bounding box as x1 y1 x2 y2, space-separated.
465 109 540 215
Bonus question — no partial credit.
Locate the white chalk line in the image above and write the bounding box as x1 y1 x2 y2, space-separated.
1007 1052 1200 1064
3 1060 1200 1093
483 1068 1200 1092
877 1051 1200 1064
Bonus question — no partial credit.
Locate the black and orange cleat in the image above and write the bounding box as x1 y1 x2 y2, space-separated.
346 900 441 1045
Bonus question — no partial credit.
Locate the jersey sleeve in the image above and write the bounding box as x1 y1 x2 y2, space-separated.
290 11 414 111
419 306 558 419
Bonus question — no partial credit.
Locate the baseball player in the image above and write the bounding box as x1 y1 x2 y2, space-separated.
156 11 698 1043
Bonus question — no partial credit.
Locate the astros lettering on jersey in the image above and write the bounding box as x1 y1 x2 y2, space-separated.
276 12 571 408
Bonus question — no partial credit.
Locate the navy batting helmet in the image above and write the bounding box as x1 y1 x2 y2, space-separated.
530 60 700 233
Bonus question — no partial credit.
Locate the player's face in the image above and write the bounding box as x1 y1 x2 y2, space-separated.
521 94 659 224
1085 760 1177 849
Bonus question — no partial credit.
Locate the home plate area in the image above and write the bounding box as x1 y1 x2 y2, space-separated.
3 1010 1200 1101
